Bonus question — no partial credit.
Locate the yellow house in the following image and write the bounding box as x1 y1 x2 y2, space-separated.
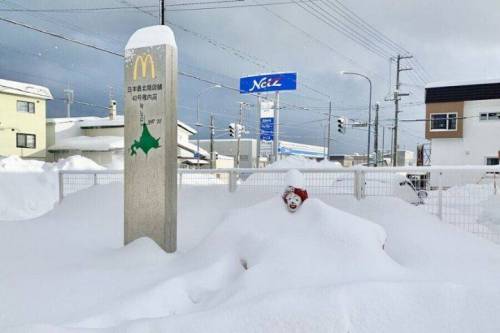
0 79 52 159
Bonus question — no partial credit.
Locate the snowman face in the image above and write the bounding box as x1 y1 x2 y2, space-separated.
285 192 302 212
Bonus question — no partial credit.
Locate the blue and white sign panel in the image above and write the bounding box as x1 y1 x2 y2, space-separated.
240 72 297 94
259 100 275 157
260 117 274 141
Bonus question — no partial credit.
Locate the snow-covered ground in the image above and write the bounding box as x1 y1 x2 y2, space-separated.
2 155 500 332
0 155 104 221
1 176 500 331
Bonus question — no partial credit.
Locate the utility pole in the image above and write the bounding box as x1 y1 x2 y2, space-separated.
236 102 244 168
256 96 261 168
392 54 412 166
382 125 385 164
64 88 74 118
272 92 280 162
374 103 379 166
323 122 327 158
160 0 165 25
327 100 332 159
390 126 394 164
209 114 215 169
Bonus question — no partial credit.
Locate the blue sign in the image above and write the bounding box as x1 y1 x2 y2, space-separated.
260 117 274 141
240 72 297 94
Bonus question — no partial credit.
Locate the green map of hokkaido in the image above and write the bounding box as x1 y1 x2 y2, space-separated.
130 123 160 156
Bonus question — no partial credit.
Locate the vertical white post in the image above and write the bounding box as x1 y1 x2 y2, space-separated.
354 170 363 200
360 170 366 199
124 25 178 253
229 170 237 193
493 171 497 195
437 171 443 220
58 171 64 203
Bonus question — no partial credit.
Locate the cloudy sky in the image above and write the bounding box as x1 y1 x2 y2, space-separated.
1 0 499 154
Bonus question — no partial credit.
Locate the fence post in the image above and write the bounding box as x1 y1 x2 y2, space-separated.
494 171 497 195
93 173 98 186
437 171 443 220
360 170 366 199
354 170 365 200
229 170 237 193
58 171 64 203
178 172 183 191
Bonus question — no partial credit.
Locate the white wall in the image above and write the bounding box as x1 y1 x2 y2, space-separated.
197 139 257 168
432 99 500 165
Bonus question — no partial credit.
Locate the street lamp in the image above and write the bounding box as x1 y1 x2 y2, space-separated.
195 84 221 167
340 71 373 166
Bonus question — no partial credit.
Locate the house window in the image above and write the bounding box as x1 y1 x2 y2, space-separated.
430 113 457 131
16 101 35 113
480 112 500 120
16 133 36 149
486 157 499 165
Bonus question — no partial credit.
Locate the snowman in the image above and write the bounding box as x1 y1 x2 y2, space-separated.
282 169 308 213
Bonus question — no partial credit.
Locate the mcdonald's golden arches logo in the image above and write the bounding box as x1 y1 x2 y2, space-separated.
133 54 156 80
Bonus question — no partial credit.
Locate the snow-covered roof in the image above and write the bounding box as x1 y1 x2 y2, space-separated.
177 120 197 134
178 141 210 158
47 117 100 125
48 116 197 134
80 116 124 128
0 78 53 100
48 136 124 152
426 78 500 89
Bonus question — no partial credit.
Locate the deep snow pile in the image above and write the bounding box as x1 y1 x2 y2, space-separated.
479 194 500 233
2 179 500 332
0 155 105 221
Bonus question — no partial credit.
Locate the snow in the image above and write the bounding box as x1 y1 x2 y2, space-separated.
284 169 305 188
478 194 500 233
1 182 500 332
0 155 105 221
46 116 100 124
0 78 52 99
426 77 500 88
268 155 342 169
49 136 124 152
79 115 124 128
125 25 177 50
2 167 500 332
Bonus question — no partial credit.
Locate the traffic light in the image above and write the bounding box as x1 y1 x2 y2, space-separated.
236 124 244 138
229 123 236 137
337 117 346 134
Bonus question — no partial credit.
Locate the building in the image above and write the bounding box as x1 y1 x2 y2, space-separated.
0 79 52 159
425 79 500 166
47 112 213 167
195 139 326 168
330 150 415 167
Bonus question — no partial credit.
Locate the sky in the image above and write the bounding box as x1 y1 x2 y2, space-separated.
1 0 500 155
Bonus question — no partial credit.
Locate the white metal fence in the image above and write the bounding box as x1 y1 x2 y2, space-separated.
59 166 500 243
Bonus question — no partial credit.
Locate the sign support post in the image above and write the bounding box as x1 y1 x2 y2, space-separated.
273 91 280 162
124 25 178 253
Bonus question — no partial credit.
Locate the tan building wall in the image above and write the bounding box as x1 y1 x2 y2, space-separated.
0 93 47 158
425 102 464 139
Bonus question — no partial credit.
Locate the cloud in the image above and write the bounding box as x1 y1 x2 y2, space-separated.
0 0 498 154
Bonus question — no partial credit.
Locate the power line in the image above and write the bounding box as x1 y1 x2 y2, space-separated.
157 0 323 12
0 1 245 12
254 0 387 84
293 0 391 59
0 17 123 57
